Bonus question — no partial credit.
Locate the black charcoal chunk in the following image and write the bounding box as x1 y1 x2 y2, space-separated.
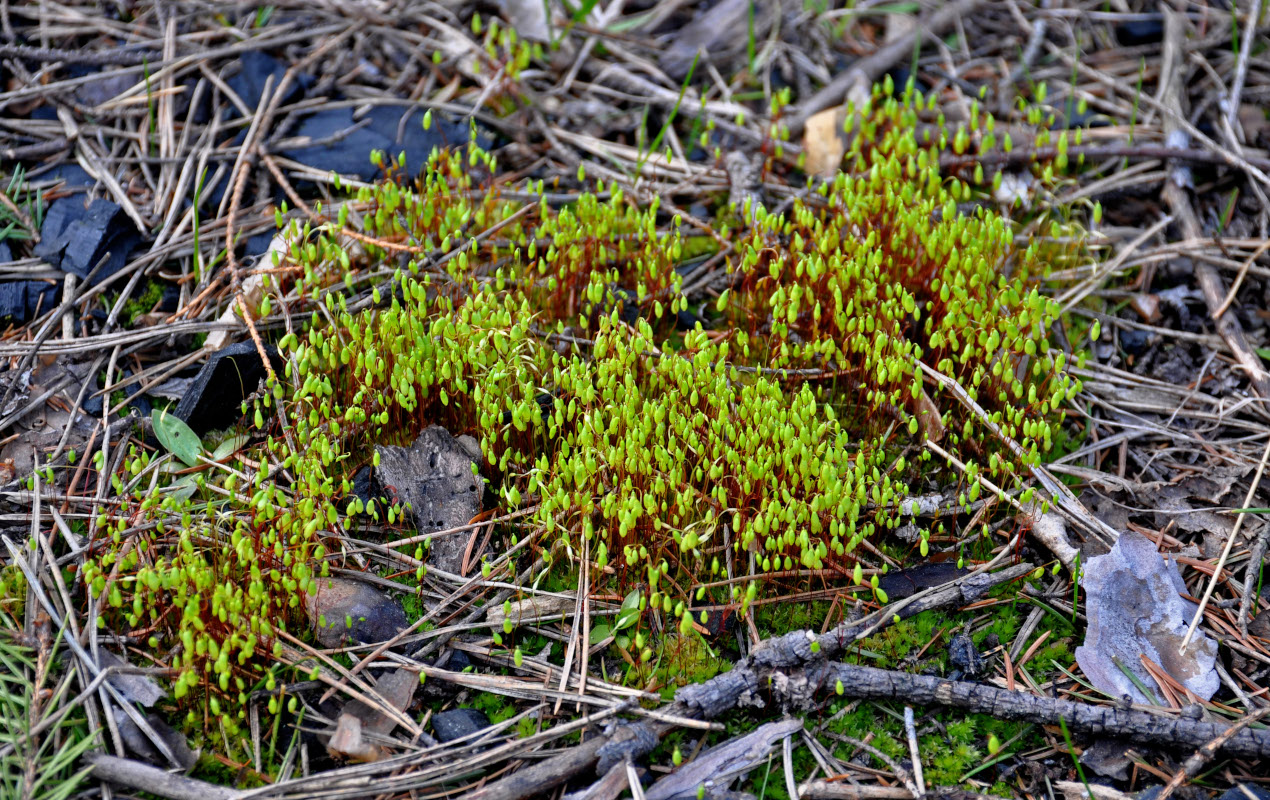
35 197 140 284
280 107 489 180
374 426 483 575
1114 18 1164 46
431 708 491 743
877 562 968 601
174 341 283 435
226 51 312 115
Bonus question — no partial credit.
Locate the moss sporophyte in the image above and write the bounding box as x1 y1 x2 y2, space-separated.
78 80 1088 733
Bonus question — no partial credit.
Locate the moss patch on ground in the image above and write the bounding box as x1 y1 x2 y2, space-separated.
58 81 1094 750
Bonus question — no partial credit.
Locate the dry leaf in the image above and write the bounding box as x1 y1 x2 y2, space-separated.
327 668 419 762
802 107 846 178
1075 530 1219 705
884 11 917 44
1129 293 1161 323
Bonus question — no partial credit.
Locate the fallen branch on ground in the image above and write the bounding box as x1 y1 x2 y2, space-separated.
86 753 241 800
799 662 1270 759
464 562 1036 800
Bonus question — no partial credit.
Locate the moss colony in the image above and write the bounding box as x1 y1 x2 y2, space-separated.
79 83 1086 732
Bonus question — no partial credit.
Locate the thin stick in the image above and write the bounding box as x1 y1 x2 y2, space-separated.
1225 0 1262 127
903 706 925 796
626 759 646 800
783 729 800 800
1213 238 1270 319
